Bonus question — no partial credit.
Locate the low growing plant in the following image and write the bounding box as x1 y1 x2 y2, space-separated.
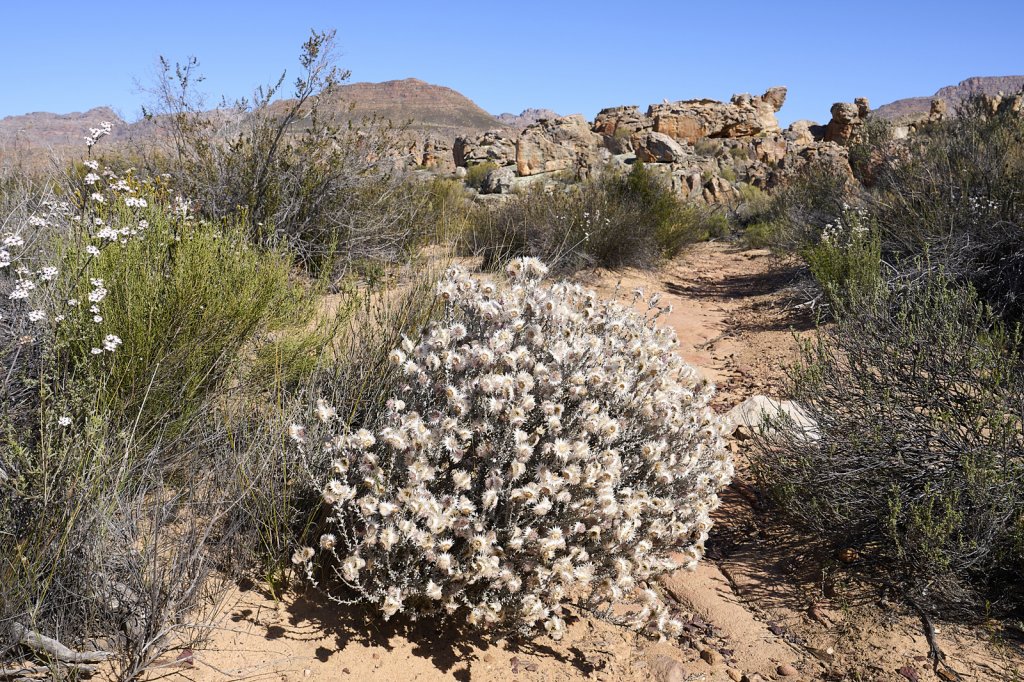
290 258 733 638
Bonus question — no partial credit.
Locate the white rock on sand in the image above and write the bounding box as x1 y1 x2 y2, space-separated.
721 395 818 440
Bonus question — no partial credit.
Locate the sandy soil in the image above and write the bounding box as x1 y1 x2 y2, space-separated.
149 243 1023 682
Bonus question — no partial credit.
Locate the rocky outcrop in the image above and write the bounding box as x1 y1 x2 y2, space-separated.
495 108 560 129
420 136 454 172
480 165 516 194
448 83 861 206
824 99 869 146
592 105 652 152
632 131 693 164
647 87 787 144
453 130 518 167
516 114 602 177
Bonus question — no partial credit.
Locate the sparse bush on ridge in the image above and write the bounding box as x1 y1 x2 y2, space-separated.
752 271 1024 617
290 258 733 637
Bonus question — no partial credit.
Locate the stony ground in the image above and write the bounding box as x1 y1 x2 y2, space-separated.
149 243 1023 681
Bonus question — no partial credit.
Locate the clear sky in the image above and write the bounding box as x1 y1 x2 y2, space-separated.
2 0 1022 126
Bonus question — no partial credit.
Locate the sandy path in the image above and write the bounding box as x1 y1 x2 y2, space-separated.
152 243 1020 682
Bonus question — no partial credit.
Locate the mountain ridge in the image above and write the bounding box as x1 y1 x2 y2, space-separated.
874 75 1024 121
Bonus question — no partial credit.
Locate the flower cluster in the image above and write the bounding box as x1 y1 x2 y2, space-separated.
84 121 112 148
291 257 732 638
2 125 156 351
820 204 870 246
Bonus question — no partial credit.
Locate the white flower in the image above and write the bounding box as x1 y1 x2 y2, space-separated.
83 160 99 170
38 266 58 281
58 416 72 427
288 423 306 444
315 398 337 423
90 348 103 355
102 334 122 352
319 533 337 550
90 192 105 204
301 257 730 638
291 547 315 565
86 245 100 256
84 172 100 185
27 310 45 322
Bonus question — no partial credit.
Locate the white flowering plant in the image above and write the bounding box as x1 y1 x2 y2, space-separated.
291 257 732 638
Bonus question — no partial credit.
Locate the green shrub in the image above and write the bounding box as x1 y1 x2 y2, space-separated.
742 220 783 249
58 204 311 439
801 212 881 307
751 271 1024 616
142 30 427 277
464 161 498 191
866 98 1024 322
468 162 717 272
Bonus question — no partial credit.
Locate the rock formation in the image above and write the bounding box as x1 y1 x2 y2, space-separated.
824 99 870 146
515 114 602 177
447 84 857 204
632 132 693 164
453 130 518 167
646 87 788 144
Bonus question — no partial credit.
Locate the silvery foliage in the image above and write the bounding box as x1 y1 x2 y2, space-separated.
291 257 733 638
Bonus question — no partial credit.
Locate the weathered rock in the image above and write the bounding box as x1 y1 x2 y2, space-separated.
783 120 821 145
700 648 722 666
824 100 868 146
648 87 786 143
751 135 788 165
722 395 818 440
633 131 693 163
516 114 602 177
648 655 688 682
855 97 871 118
703 175 735 203
480 165 515 194
420 136 454 172
593 105 652 153
762 86 788 111
453 130 517 167
777 664 799 677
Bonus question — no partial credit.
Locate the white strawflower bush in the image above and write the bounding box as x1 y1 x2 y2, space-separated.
291 257 733 638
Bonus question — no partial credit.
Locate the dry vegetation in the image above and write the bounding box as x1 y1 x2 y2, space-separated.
2 28 1023 682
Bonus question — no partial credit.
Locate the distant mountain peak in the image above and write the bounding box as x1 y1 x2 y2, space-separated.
874 75 1024 121
495 108 561 129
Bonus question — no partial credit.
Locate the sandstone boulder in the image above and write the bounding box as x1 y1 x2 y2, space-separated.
420 136 454 172
824 101 868 146
516 114 602 177
722 395 818 440
480 165 516 194
632 131 693 163
783 120 822 145
453 130 517 167
648 87 787 143
593 105 652 153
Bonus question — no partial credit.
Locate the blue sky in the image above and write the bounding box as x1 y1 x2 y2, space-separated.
2 1 1022 126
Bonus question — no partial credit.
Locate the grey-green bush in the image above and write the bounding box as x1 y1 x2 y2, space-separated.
751 270 1024 617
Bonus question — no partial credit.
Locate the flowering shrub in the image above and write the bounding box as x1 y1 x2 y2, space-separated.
802 206 881 309
291 257 732 638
